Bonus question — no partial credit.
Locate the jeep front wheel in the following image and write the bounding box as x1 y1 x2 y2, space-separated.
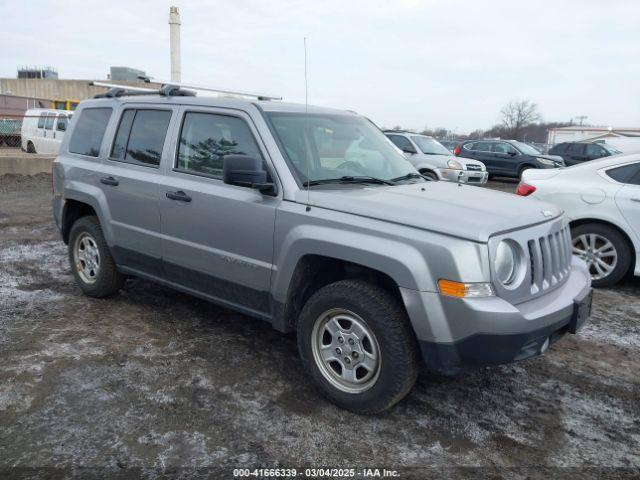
297 280 419 414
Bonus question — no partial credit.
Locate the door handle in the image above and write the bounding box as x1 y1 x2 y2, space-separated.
100 176 119 186
631 198 640 203
166 190 192 202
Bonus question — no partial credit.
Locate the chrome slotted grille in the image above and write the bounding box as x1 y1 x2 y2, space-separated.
490 218 573 304
466 164 482 171
527 225 572 294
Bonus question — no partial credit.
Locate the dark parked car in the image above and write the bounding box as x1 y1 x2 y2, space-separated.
548 142 621 166
454 139 565 179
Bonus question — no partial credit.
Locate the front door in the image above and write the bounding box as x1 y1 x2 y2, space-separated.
42 113 57 154
159 107 278 318
491 141 520 175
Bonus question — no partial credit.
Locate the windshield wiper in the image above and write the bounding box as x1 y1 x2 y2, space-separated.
390 172 431 183
304 175 395 187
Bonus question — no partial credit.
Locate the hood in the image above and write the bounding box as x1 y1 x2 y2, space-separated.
295 182 562 243
537 154 564 163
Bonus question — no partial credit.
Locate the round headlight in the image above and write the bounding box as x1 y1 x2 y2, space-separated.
495 240 518 285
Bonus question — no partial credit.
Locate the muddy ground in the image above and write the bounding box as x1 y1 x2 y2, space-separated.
0 174 638 479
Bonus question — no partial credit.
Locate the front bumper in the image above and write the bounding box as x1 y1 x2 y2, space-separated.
400 257 592 375
438 168 488 184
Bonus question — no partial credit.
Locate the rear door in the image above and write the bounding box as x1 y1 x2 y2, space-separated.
565 143 587 165
612 162 640 245
158 106 278 318
471 141 497 172
96 105 175 276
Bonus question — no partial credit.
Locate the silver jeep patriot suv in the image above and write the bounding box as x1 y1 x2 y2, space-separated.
52 87 592 413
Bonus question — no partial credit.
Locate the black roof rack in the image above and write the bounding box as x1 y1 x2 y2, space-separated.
91 82 196 99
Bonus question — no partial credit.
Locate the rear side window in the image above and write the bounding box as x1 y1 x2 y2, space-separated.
110 109 171 167
37 113 46 129
44 114 56 130
551 143 567 153
568 143 584 154
462 142 476 151
176 112 263 178
606 163 640 184
475 141 492 152
69 108 113 157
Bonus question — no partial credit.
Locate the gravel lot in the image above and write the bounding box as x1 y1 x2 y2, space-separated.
0 174 638 478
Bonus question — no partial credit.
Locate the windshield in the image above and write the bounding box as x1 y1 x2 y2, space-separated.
511 141 542 156
266 112 418 185
602 144 622 155
410 136 451 155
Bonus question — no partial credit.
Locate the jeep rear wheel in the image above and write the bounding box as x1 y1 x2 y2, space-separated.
68 216 124 297
297 280 419 414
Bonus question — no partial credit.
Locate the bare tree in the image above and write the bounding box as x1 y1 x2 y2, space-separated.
500 99 541 140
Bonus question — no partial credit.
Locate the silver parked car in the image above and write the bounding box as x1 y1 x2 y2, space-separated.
52 86 591 413
385 131 488 184
519 154 640 287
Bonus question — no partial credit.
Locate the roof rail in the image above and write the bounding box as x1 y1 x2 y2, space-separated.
138 75 282 101
91 81 195 99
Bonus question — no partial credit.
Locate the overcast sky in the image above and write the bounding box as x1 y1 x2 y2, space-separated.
1 0 638 132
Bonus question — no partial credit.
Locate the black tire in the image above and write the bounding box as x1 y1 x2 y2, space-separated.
297 280 419 414
518 165 533 179
420 170 438 181
68 216 125 297
571 223 632 288
27 141 36 154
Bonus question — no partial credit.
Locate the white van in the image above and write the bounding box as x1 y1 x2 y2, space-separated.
21 108 73 154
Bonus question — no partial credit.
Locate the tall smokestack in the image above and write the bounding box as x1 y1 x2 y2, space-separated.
169 6 181 82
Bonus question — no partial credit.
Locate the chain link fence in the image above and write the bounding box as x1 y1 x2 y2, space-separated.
0 116 23 149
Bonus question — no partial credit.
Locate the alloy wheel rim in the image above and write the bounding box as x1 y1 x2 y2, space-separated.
572 233 617 280
73 233 101 284
311 308 381 394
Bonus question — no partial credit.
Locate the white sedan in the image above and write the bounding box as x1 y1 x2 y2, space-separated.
517 154 640 287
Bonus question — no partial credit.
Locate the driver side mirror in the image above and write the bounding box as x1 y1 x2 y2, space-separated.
223 155 276 196
402 147 417 155
507 150 517 156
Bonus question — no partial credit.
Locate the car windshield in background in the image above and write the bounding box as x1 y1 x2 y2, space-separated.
602 144 622 155
266 113 419 185
512 141 542 156
410 136 451 156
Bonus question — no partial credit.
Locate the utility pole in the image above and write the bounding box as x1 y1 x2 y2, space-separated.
575 115 588 126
